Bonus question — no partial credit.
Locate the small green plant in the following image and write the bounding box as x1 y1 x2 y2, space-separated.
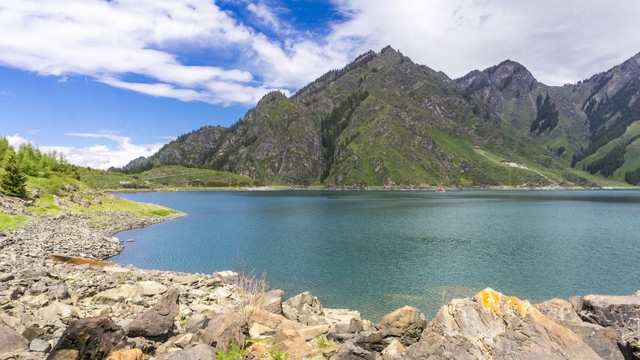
216 343 246 360
314 336 335 349
269 351 289 360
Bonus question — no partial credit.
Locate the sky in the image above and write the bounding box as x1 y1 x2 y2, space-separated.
1 0 640 169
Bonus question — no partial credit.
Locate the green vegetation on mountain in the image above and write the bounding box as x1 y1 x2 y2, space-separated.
115 47 640 188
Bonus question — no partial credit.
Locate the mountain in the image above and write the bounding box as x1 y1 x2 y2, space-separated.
457 51 640 184
120 47 640 187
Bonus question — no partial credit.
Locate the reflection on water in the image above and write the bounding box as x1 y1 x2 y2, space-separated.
111 190 640 320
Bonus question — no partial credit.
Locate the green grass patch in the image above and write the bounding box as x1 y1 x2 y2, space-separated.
0 211 30 230
216 343 246 360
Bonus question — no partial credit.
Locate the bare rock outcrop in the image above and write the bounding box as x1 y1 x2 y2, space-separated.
403 288 601 360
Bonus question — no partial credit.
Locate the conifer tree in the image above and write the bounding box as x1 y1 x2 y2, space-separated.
1 153 27 198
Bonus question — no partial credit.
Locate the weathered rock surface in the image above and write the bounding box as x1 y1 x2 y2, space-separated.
574 293 640 359
200 311 248 352
154 344 218 360
536 298 623 360
283 291 327 326
376 306 426 346
262 289 285 315
125 288 179 339
403 288 601 360
47 316 129 360
0 326 29 358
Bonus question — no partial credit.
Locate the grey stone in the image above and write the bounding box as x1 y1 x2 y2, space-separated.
185 317 210 334
282 291 327 326
155 344 217 360
126 287 179 339
29 338 52 353
172 274 199 285
536 298 623 360
0 273 14 282
262 289 285 315
331 341 381 360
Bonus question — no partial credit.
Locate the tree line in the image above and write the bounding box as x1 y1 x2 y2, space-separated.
0 138 77 197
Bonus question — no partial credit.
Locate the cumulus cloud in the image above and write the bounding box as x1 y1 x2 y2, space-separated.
39 132 167 170
328 0 640 84
0 0 639 108
0 0 285 105
6 134 33 148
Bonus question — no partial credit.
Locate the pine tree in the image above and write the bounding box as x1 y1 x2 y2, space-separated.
1 153 27 198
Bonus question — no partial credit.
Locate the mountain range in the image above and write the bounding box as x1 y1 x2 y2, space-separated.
117 46 640 188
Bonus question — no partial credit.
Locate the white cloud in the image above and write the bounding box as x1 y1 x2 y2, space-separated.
38 132 167 170
0 0 639 109
327 0 640 84
6 134 33 148
0 0 283 105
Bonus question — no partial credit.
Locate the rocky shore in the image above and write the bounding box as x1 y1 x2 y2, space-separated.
1 195 640 360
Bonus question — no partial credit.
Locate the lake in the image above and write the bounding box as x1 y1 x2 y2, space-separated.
110 190 640 320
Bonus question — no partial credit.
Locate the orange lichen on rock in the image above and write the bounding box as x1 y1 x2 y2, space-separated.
480 288 501 312
478 288 527 316
505 296 527 315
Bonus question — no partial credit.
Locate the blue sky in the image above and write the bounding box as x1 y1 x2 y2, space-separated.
1 0 640 169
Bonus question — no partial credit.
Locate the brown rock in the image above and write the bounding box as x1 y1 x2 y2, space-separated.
106 349 146 360
47 316 129 360
376 306 426 346
249 308 304 331
267 329 312 357
126 288 179 339
201 311 248 352
48 349 79 360
403 288 601 360
0 326 29 358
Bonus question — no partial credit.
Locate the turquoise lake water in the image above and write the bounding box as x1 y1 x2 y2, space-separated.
111 190 640 320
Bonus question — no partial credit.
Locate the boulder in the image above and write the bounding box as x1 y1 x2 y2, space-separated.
380 338 404 360
139 281 167 296
30 338 53 353
536 298 623 360
298 324 330 341
579 293 640 332
48 316 129 360
172 274 199 286
105 349 145 360
248 308 304 331
93 284 144 305
282 291 327 326
403 288 601 360
200 311 248 352
126 288 179 339
155 344 217 360
185 317 210 334
38 302 80 325
576 293 640 359
376 306 426 346
249 322 275 339
262 289 285 315
267 329 313 357
331 341 380 360
0 326 29 358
